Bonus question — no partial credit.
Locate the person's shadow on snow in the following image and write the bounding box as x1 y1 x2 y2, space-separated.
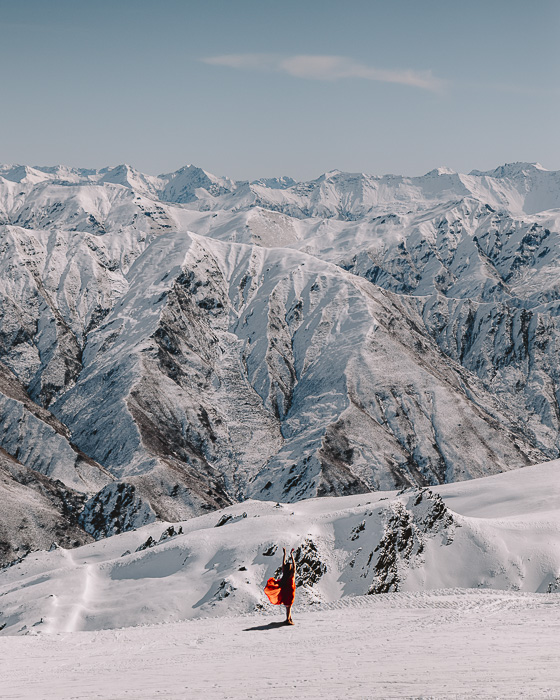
243 621 291 631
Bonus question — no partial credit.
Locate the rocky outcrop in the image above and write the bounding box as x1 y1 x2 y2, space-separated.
368 489 454 594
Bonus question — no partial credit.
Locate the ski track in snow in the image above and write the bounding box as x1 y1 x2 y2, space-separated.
60 561 96 634
1 590 560 699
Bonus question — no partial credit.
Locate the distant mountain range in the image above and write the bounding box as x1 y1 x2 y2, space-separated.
1 160 559 564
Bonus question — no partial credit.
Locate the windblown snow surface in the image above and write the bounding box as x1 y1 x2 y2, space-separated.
1 461 560 698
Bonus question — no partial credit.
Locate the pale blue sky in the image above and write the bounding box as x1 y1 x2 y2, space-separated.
1 0 558 180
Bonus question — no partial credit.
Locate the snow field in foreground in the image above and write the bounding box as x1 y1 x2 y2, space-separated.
1 459 560 697
1 590 559 700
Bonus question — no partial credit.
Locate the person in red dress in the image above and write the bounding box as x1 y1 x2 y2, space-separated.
264 547 296 625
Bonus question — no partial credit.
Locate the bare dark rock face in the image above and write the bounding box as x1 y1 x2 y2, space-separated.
272 538 327 589
294 539 328 588
80 482 155 539
368 489 454 594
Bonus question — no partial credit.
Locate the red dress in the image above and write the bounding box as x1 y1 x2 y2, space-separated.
264 572 296 607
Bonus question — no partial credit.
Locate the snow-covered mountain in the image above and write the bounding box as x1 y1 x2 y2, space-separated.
1 160 559 555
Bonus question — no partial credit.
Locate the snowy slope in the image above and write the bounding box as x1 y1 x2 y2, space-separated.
1 459 559 636
2 589 560 699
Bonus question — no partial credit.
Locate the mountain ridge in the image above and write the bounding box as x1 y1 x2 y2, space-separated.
1 159 559 561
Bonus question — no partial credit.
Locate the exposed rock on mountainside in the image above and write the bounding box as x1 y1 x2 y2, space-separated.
79 482 155 540
0 362 112 491
368 489 454 594
0 448 92 567
0 160 559 542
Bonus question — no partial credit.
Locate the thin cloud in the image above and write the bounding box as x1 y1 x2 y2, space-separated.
201 53 445 92
202 54 279 71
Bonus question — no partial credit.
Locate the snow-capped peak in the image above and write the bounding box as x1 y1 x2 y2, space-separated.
424 166 456 176
158 164 236 203
469 161 549 178
0 164 51 185
250 175 297 189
